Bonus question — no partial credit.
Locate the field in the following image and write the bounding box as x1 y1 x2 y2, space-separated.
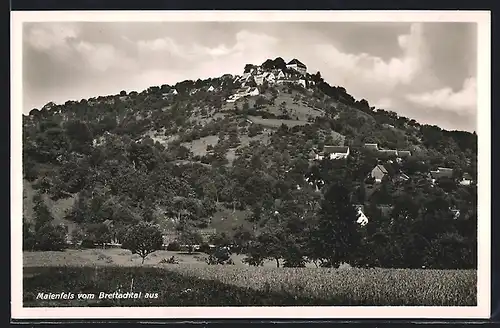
23 249 476 307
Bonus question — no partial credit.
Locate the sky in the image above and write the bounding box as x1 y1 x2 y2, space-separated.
22 21 477 132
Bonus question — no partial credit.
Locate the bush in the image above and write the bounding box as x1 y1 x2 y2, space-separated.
198 242 212 254
34 223 67 251
166 241 181 251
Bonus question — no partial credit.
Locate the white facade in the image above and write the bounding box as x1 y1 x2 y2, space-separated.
460 178 472 186
356 208 369 226
286 64 307 75
248 87 260 96
254 75 265 85
207 85 215 92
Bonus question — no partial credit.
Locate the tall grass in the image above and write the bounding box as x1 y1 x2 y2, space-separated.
23 266 476 307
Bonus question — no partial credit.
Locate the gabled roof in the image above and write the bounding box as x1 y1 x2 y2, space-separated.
287 58 307 68
463 172 473 180
375 164 388 174
323 146 349 154
364 143 379 150
379 149 398 155
430 168 454 179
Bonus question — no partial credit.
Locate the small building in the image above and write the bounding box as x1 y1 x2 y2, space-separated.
364 143 379 151
286 58 307 75
254 74 265 85
429 167 454 184
315 146 350 160
276 70 286 80
207 85 215 92
355 205 369 226
266 72 276 83
394 171 410 182
248 87 259 96
460 172 473 186
371 164 389 183
378 149 399 158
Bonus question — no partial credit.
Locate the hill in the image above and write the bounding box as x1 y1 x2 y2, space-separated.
22 57 478 269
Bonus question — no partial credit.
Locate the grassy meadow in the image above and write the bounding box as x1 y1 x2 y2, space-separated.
23 248 477 307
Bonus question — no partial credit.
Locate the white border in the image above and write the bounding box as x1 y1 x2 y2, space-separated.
11 10 491 320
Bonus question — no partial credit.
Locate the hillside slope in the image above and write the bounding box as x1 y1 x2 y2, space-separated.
22 57 478 269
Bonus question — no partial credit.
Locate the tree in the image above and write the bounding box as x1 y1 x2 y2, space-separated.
178 229 204 253
23 221 36 251
308 182 362 267
121 222 163 264
35 223 68 251
84 223 112 249
33 194 53 231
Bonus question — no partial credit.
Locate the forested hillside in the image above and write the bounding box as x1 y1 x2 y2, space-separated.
22 57 478 269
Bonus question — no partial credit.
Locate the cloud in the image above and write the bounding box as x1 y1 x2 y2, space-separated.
405 77 477 114
26 23 80 60
136 30 278 63
312 23 430 91
75 41 135 72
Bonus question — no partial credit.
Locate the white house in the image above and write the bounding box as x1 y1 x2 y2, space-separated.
266 72 276 83
207 85 215 92
248 87 260 96
286 58 307 75
460 172 473 186
298 79 307 88
355 205 369 226
315 146 350 160
276 70 286 79
254 74 265 85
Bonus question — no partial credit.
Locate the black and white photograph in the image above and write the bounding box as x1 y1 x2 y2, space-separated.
11 11 491 319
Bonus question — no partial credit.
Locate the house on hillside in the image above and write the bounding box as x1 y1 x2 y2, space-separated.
450 208 461 220
315 146 350 160
254 74 265 85
276 70 286 80
248 87 260 96
266 72 276 83
286 59 307 75
298 78 307 88
429 167 454 184
378 149 399 158
393 171 410 182
371 164 389 183
207 85 215 92
364 143 379 151
355 205 369 226
460 172 473 186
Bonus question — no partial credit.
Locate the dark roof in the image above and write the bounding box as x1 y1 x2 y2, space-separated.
354 204 365 212
323 146 349 154
378 149 398 155
431 168 454 179
463 172 473 180
287 58 307 68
